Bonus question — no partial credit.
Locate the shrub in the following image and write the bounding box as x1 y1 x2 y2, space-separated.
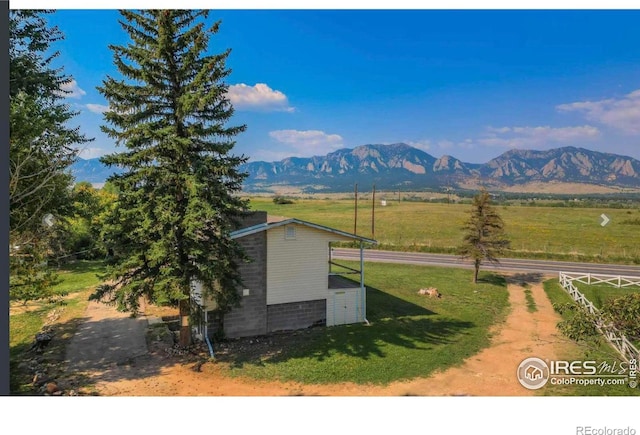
602 293 640 341
273 195 295 205
553 303 600 343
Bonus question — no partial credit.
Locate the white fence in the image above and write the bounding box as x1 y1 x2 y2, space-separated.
559 272 640 363
561 273 640 288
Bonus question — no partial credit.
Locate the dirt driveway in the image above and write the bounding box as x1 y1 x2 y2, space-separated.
64 298 149 386
68 273 570 396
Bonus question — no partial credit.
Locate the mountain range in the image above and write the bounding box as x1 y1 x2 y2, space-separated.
240 144 640 193
70 144 640 193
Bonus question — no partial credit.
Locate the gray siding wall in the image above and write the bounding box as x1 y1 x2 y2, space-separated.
267 299 327 333
207 211 268 339
223 229 268 338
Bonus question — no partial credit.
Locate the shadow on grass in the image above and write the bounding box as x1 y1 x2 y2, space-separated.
366 285 435 320
477 272 508 286
218 283 474 370
222 316 475 370
508 273 545 285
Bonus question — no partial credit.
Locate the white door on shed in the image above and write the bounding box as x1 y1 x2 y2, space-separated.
327 289 360 326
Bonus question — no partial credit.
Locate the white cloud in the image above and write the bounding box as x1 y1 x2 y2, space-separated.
268 129 344 157
56 79 86 99
405 140 431 151
77 147 107 159
402 139 457 152
249 149 297 162
85 103 110 114
485 126 513 134
556 89 640 134
478 125 600 148
227 83 294 112
458 139 476 150
437 140 455 150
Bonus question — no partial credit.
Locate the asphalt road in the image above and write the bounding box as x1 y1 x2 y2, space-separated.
331 248 640 276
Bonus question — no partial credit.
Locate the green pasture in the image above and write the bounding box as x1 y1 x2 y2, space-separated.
574 282 640 310
248 197 640 263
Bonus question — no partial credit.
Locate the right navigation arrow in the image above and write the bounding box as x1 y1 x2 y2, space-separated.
600 214 610 227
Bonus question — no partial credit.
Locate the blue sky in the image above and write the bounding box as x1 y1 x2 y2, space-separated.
36 8 640 163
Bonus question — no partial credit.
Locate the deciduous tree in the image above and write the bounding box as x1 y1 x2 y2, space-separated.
9 10 90 303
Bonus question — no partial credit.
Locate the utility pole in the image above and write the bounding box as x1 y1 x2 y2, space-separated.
354 183 358 235
372 183 376 239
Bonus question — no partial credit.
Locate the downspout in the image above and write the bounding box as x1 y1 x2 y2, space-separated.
205 335 215 359
203 310 215 358
193 278 215 358
360 241 370 325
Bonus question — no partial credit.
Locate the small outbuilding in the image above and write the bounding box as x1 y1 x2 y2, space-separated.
191 212 377 340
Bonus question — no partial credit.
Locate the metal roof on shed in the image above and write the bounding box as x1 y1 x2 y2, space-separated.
230 217 377 245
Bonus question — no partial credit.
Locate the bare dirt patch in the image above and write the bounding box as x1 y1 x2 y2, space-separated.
78 273 571 396
500 182 639 194
456 180 639 194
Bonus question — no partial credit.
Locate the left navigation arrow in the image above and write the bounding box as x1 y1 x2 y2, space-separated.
42 213 55 227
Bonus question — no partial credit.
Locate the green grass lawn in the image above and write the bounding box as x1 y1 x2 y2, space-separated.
9 260 105 394
220 261 509 385
47 260 107 296
248 197 640 263
574 282 640 310
542 279 640 396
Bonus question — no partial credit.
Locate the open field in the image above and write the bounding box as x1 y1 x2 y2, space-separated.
248 197 640 263
497 181 640 194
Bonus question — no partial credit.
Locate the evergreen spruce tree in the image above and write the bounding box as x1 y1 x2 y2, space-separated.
459 189 510 283
95 10 249 346
9 10 90 303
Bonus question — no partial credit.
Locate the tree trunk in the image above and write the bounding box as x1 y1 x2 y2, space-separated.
473 259 480 284
178 298 191 347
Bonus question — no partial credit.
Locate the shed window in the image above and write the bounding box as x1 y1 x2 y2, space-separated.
285 225 296 240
